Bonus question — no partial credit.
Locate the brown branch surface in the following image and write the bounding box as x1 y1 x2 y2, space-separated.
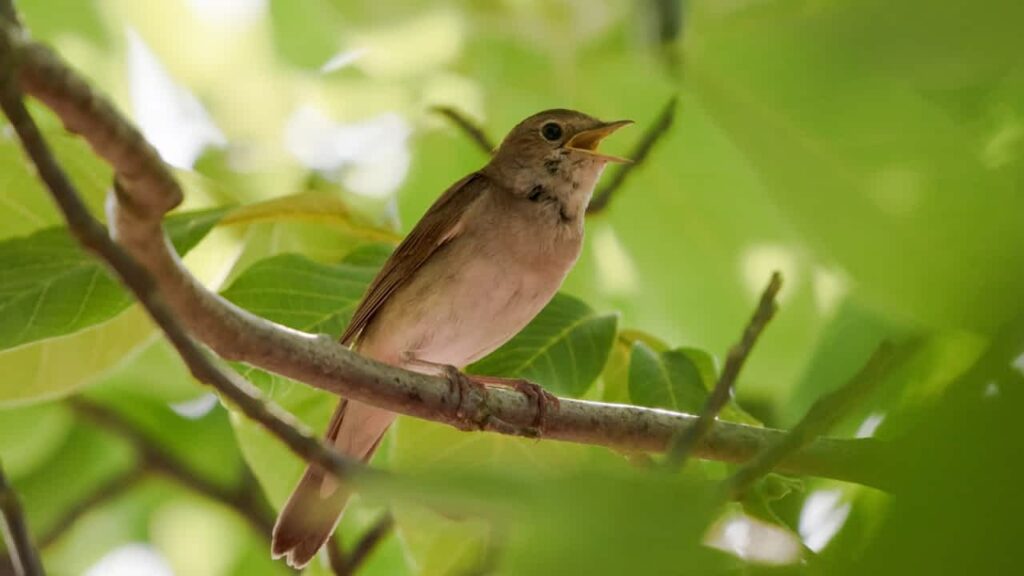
0 27 892 490
0 29 361 486
666 272 783 468
0 463 43 576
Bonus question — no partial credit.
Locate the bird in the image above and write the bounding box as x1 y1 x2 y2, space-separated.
271 109 631 568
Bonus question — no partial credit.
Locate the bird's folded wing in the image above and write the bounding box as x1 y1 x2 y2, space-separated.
339 172 491 346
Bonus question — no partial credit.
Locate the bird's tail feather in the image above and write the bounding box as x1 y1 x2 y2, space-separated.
271 399 395 569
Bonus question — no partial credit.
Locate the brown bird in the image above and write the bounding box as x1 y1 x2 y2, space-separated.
271 109 631 568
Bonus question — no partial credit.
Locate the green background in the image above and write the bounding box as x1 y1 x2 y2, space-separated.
1 0 1021 574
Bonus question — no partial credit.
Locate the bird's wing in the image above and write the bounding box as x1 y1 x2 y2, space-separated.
339 172 489 346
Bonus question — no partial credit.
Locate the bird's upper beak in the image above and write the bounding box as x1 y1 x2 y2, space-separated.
566 120 634 163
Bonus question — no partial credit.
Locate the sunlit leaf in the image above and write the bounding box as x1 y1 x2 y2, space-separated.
0 208 226 351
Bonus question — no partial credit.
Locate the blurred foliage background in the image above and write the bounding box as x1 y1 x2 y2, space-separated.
1 0 1022 574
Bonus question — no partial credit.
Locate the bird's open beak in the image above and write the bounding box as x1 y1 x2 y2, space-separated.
566 120 634 164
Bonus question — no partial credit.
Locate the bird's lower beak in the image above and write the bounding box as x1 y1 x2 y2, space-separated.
566 120 634 163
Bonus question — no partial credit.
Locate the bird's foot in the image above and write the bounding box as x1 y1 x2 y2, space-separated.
465 375 559 436
437 366 553 438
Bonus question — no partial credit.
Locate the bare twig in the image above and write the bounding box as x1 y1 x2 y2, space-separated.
432 106 495 154
587 96 677 214
0 462 43 576
665 272 783 468
327 513 395 575
724 344 896 499
0 29 362 488
0 24 893 489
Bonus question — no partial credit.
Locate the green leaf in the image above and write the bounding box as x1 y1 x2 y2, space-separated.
628 342 760 425
0 208 227 351
0 307 155 405
628 342 707 414
220 253 377 336
469 293 618 397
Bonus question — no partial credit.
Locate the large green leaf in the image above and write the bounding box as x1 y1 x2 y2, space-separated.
0 208 226 351
220 253 378 336
0 307 156 405
469 293 618 397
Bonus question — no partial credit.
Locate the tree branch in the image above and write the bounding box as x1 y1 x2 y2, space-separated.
666 272 782 468
587 95 677 214
0 462 43 576
724 344 896 498
0 24 362 486
0 25 893 489
327 513 395 576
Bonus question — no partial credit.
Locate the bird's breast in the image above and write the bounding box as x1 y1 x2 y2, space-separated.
359 200 581 369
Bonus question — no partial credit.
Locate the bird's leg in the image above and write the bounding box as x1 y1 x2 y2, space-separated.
401 354 553 437
463 374 559 432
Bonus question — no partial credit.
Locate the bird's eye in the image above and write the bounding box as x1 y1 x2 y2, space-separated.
540 122 563 142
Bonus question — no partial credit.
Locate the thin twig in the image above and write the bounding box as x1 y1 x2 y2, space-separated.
327 513 395 575
0 462 43 576
0 31 362 488
587 95 677 214
432 106 495 154
68 399 275 536
665 272 783 469
0 22 894 489
724 344 896 499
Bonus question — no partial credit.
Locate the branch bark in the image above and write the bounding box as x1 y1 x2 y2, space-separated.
0 25 362 486
0 26 893 490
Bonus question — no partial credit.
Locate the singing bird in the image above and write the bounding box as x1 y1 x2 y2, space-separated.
271 109 631 568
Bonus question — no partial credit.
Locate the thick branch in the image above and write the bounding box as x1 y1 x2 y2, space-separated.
0 463 43 576
0 30 361 486
666 272 782 467
1 29 892 489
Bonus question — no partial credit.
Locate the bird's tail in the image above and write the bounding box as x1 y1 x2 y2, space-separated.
271 399 396 568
